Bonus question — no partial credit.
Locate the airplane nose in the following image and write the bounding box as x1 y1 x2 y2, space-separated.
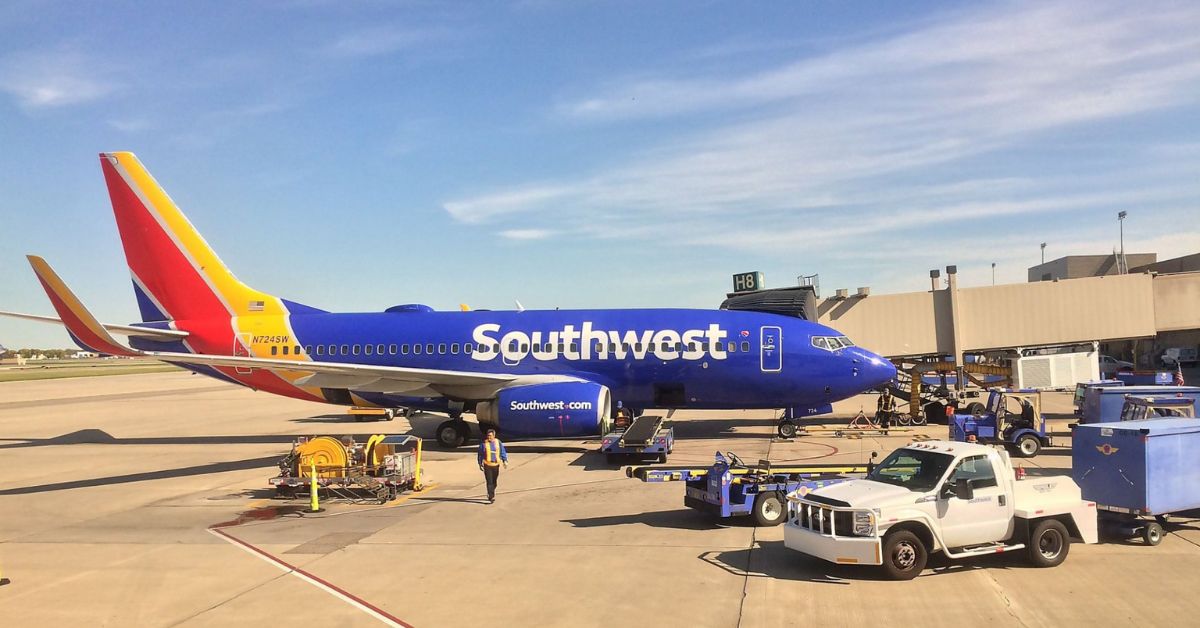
852 348 896 390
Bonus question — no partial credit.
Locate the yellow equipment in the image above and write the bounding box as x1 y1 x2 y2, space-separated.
272 434 423 502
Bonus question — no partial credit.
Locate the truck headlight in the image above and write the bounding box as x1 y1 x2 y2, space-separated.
853 511 876 536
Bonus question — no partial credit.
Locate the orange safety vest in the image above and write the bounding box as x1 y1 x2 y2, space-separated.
483 440 502 466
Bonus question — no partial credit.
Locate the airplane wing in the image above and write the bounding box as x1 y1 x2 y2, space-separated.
0 309 190 341
23 255 540 397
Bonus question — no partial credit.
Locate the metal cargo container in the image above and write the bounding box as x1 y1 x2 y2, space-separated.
1073 419 1200 515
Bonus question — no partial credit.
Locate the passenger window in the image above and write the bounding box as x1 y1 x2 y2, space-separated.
389 344 397 355
438 343 447 354
304 345 312 355
451 343 459 354
594 343 604 354
425 343 434 354
315 345 323 356
727 341 736 352
464 344 473 354
570 343 579 353
741 341 750 352
377 344 385 355
295 345 302 355
623 343 632 352
271 346 278 356
519 344 528 353
340 344 349 355
509 340 519 352
687 343 697 352
365 344 373 356
610 343 618 352
400 344 409 355
634 343 643 351
557 343 565 353
282 345 290 355
948 455 997 489
351 345 359 356
661 342 671 351
413 344 422 355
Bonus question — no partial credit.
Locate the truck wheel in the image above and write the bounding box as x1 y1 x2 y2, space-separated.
966 402 986 415
656 453 668 464
1015 434 1041 458
752 492 786 527
881 530 927 580
777 421 798 439
1027 519 1070 567
1143 521 1164 546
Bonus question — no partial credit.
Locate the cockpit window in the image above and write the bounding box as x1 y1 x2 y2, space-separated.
811 335 855 351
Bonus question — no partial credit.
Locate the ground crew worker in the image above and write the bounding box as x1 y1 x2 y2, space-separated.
477 428 508 503
875 388 897 430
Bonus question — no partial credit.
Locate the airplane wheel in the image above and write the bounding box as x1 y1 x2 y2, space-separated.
777 421 798 439
436 420 466 449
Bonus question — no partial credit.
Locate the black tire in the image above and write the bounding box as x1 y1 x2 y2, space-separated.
923 402 946 425
1014 434 1041 458
1143 521 1164 546
436 420 466 448
656 453 668 464
966 402 986 415
778 420 798 439
752 492 786 527
1027 518 1070 567
881 530 927 580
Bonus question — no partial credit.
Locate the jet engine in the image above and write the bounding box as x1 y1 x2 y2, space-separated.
476 382 612 438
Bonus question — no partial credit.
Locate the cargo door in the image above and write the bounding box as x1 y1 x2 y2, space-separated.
760 326 782 373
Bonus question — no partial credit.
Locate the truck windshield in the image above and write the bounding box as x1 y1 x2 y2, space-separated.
867 449 954 493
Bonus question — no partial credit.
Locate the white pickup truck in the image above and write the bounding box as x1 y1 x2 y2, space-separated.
784 441 1097 580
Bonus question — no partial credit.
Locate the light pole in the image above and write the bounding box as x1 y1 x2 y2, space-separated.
1040 242 1046 265
991 262 996 286
1118 211 1127 257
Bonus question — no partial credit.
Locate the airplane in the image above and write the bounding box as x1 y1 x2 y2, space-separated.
1 152 897 448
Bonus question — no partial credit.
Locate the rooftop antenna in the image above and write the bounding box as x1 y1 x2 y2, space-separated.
514 299 525 312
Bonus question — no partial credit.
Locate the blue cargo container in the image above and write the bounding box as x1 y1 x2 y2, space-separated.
1114 371 1173 386
1078 385 1200 424
1073 419 1200 545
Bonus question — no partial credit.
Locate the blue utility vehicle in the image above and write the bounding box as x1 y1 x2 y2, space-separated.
629 452 866 526
950 388 1051 457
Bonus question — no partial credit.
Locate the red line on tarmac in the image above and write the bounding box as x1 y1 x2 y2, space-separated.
207 524 414 628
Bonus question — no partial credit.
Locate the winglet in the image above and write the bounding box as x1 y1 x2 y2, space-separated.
26 255 142 357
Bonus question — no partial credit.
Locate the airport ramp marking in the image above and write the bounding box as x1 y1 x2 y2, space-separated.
207 526 412 627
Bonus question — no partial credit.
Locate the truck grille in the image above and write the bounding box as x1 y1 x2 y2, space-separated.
794 502 854 536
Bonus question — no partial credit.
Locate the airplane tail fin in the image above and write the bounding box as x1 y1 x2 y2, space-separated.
26 256 140 357
98 152 316 322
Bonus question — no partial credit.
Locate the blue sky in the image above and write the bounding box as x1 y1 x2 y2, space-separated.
2 0 1198 348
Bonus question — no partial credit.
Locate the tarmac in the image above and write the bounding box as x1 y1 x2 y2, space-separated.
2 371 1200 627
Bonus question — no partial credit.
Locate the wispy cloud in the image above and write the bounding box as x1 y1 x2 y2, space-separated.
321 25 448 58
499 228 555 240
442 0 1200 271
0 48 120 110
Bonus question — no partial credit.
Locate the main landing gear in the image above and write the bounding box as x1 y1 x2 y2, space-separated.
436 420 470 448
